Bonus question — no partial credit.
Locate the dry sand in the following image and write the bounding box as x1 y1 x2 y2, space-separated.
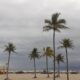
0 73 80 80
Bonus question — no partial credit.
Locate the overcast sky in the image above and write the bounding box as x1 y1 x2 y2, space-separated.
0 0 80 71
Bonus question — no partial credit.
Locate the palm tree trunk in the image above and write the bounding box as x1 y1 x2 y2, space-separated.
46 55 49 78
57 62 60 77
34 58 37 78
65 48 69 80
53 30 56 80
6 52 11 79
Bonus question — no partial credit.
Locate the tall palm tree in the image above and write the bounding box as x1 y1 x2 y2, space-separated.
4 43 16 80
43 47 53 78
43 13 68 80
56 54 64 77
29 48 40 78
58 38 73 80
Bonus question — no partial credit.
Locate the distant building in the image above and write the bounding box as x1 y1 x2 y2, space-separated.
0 64 6 74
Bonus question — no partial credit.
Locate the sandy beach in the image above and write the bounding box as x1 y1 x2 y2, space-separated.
0 73 79 80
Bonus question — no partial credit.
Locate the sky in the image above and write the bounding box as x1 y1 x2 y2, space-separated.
0 0 80 71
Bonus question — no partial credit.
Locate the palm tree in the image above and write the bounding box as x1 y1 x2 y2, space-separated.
58 38 73 80
43 47 53 78
56 54 64 77
4 43 16 80
29 48 40 78
43 12 68 80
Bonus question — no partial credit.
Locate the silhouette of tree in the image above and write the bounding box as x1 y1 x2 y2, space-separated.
4 43 16 80
58 38 73 80
29 48 40 78
43 47 53 77
56 54 64 77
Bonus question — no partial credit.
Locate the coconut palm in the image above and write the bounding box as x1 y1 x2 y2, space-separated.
4 43 16 80
43 47 53 78
58 38 73 80
56 54 64 77
43 13 68 80
29 48 40 78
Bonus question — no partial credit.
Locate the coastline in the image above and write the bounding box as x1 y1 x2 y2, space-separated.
4 70 80 74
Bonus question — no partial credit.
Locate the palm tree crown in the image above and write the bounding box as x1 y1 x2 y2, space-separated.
43 13 68 32
5 43 16 53
56 54 64 63
59 38 73 49
29 48 39 60
43 47 53 57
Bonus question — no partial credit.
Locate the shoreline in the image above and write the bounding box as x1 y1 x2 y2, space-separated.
1 71 79 74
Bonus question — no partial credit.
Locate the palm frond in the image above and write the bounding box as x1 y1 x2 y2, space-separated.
58 19 66 24
52 13 60 23
57 24 69 29
43 25 52 31
45 19 52 25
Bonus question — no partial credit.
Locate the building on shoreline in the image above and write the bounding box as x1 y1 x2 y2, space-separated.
0 64 6 74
